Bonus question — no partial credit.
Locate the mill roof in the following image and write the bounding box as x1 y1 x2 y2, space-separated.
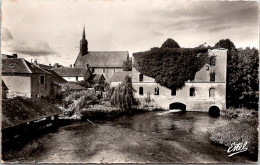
52 67 90 77
74 51 129 68
110 71 132 82
2 58 51 74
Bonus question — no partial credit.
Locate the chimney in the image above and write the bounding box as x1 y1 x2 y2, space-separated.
49 63 51 66
73 64 75 68
70 64 72 68
34 59 38 65
12 54 17 58
54 63 59 68
31 59 33 63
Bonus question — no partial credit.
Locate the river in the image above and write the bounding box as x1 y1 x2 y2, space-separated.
2 111 253 163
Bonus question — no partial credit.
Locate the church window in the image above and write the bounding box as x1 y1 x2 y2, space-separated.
210 72 215 82
190 87 195 96
209 88 215 97
139 74 143 82
171 87 176 96
139 87 143 95
210 56 216 66
154 87 159 95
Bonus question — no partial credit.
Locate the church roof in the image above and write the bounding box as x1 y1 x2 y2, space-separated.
52 67 90 77
74 51 129 68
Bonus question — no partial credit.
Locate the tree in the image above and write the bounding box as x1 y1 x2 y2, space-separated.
110 75 139 110
122 58 132 71
161 38 180 48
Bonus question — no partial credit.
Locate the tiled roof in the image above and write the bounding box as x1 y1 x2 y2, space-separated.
2 58 51 74
38 64 53 70
44 69 67 84
2 97 62 129
89 74 105 82
110 71 132 82
66 83 86 90
74 51 129 68
52 67 90 77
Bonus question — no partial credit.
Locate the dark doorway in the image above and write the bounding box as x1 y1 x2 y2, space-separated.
209 106 220 117
169 102 186 111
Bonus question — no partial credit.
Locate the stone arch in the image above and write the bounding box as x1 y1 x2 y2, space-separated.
209 106 220 117
169 102 186 111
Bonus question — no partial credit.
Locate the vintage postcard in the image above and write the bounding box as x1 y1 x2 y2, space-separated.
1 0 259 164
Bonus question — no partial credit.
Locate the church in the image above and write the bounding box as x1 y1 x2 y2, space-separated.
74 26 129 81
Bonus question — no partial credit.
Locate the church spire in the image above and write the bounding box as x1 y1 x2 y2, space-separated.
80 24 88 56
82 25 86 39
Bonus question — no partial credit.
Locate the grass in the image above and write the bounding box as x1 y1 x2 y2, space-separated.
209 108 258 160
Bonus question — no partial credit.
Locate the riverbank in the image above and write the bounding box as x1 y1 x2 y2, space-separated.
209 108 258 161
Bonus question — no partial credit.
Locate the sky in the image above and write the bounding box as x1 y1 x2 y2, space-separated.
1 0 259 66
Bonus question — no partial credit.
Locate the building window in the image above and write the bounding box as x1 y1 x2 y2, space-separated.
40 75 45 85
154 87 159 95
210 56 216 66
92 68 95 73
139 87 143 95
209 88 215 97
114 69 116 72
210 72 215 82
171 87 176 96
139 74 143 82
190 87 195 96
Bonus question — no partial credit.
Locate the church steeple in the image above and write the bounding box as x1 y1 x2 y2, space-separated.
82 25 86 39
80 25 88 56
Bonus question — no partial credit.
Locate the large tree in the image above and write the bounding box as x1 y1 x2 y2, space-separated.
161 38 180 48
214 39 259 109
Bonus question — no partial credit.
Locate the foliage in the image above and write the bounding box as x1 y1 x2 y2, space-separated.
209 108 258 160
63 90 97 113
110 75 139 110
133 43 208 89
214 39 259 109
161 38 180 48
122 58 132 71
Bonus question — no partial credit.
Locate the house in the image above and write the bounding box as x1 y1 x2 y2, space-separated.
74 26 129 80
132 48 227 114
2 57 53 98
52 67 92 82
110 71 132 87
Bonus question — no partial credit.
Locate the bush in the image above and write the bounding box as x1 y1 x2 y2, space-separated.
209 108 258 159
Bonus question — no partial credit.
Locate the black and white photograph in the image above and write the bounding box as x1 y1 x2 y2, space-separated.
1 0 259 163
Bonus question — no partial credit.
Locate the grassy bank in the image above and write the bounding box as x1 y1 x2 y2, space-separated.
209 108 258 160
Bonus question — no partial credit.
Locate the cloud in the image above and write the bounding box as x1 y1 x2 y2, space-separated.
2 28 57 56
1 27 13 41
148 1 258 33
